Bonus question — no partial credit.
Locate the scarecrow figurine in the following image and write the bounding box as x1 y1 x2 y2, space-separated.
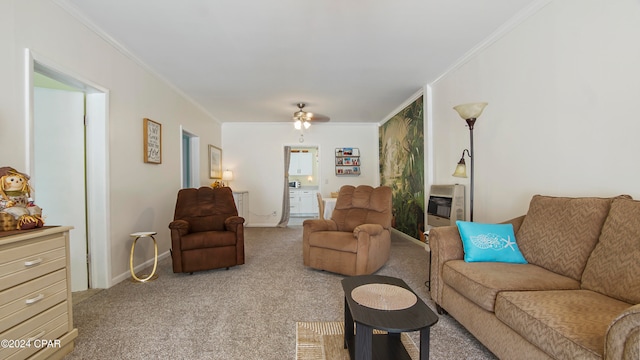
0 167 44 230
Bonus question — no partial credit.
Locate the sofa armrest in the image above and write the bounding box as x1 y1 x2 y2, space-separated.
429 215 526 307
429 225 464 307
605 303 640 359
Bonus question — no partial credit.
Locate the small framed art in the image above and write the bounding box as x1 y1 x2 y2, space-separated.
209 145 222 179
143 118 162 164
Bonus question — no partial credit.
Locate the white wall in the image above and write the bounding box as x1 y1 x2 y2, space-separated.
1 0 222 286
223 123 379 226
429 0 640 222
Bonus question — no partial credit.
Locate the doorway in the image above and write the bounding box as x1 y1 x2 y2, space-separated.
27 50 111 290
286 145 320 225
181 127 200 188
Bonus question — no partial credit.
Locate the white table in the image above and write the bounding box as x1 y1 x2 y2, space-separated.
323 198 337 219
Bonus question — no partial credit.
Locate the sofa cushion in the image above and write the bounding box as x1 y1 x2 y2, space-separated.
442 260 580 312
582 198 640 304
516 195 619 281
496 290 630 359
456 221 527 263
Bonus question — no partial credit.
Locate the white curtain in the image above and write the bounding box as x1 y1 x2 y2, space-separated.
276 146 291 227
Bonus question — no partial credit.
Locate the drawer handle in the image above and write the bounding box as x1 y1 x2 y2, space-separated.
24 258 43 267
27 331 46 342
26 294 45 304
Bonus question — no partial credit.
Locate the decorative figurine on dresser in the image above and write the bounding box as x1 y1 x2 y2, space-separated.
0 167 44 230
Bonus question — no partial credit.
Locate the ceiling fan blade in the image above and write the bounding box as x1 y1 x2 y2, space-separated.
309 113 330 122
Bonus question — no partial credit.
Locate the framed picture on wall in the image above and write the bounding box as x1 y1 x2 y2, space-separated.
143 118 162 164
209 145 222 179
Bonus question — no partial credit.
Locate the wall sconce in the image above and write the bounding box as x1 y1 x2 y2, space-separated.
222 169 234 187
452 102 488 222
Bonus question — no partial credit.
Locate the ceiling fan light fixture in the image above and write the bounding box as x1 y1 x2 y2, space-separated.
292 102 329 129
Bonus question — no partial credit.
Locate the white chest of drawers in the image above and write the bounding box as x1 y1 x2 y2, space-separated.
0 226 78 360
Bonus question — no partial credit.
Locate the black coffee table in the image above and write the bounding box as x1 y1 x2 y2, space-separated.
342 275 439 360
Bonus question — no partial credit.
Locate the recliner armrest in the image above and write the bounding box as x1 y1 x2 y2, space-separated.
169 219 190 235
354 223 384 237
225 216 245 232
605 303 640 359
302 219 338 232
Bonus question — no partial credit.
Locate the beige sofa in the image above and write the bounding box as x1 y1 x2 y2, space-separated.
430 195 640 359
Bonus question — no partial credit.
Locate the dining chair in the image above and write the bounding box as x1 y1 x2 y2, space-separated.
316 192 325 220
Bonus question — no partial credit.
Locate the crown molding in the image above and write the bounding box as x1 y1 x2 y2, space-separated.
379 88 424 126
430 0 553 86
52 0 222 125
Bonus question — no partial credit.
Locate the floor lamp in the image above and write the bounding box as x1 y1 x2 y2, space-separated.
452 102 487 222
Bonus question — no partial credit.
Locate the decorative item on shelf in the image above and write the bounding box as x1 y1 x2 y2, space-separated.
0 167 44 230
451 102 488 222
335 147 361 176
222 170 234 187
211 180 224 188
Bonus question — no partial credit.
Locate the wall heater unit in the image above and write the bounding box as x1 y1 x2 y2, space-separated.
427 184 465 228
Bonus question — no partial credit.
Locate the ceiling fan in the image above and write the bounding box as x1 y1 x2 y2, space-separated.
292 103 330 129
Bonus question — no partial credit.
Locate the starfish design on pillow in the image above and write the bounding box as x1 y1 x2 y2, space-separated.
471 233 517 251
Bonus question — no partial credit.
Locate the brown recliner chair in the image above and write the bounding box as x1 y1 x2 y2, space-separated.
169 186 245 274
303 185 392 276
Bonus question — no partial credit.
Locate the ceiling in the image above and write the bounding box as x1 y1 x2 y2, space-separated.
58 0 540 124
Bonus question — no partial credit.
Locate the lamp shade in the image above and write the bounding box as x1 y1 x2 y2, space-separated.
452 159 468 178
294 120 302 130
453 102 488 120
222 170 234 181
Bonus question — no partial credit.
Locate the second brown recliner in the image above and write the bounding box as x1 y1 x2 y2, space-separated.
169 186 245 274
302 185 393 276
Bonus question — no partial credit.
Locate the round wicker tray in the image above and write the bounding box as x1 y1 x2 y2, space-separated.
351 283 417 311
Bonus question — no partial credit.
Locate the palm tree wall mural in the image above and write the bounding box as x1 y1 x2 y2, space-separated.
379 95 425 241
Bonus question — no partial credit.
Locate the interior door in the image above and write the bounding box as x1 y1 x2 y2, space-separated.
34 87 88 292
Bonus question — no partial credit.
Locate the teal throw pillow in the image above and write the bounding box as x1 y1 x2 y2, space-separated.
456 221 528 263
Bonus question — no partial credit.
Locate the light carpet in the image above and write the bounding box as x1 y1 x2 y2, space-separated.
65 226 496 359
296 321 418 360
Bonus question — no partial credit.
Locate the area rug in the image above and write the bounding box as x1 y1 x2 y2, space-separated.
296 321 419 360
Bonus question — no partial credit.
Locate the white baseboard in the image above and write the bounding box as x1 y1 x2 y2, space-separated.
111 250 171 285
391 228 426 247
245 223 280 227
